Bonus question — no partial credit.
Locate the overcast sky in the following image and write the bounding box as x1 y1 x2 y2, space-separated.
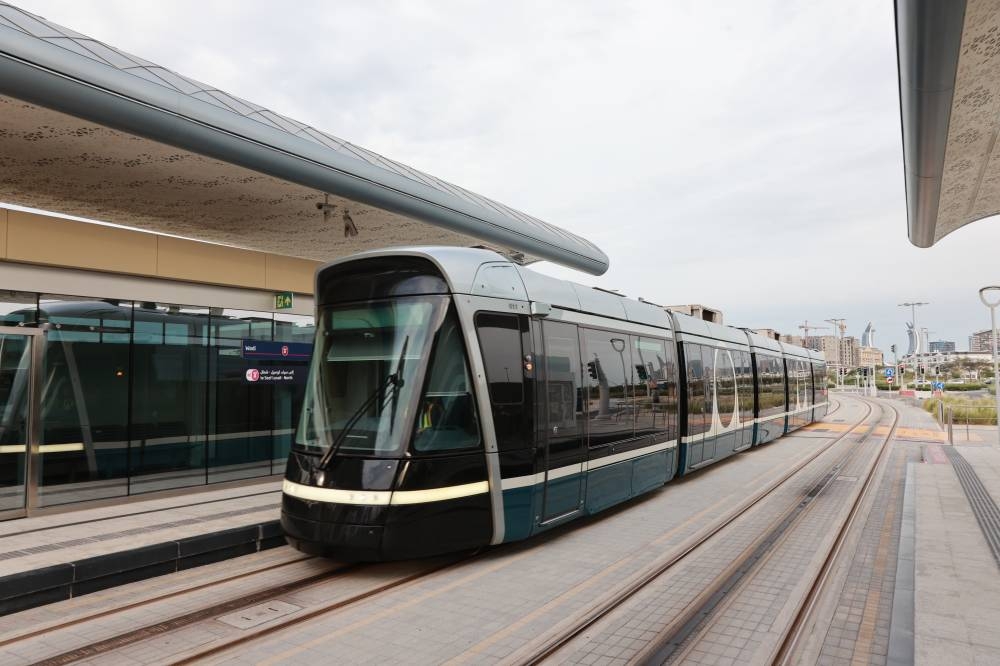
13 0 1000 354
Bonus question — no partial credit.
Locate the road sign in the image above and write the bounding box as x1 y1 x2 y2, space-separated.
887 377 894 384
933 381 945 390
885 367 895 378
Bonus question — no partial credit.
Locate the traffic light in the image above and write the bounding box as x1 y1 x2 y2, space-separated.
586 360 598 380
890 344 897 353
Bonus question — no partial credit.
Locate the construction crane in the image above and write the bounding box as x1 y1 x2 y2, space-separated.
798 320 829 343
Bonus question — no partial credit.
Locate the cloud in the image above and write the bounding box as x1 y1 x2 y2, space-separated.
13 0 1000 352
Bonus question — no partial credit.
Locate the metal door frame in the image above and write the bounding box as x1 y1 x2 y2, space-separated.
0 326 44 521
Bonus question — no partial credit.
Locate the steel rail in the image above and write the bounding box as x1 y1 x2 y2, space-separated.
512 397 876 665
769 398 900 666
0 552 316 648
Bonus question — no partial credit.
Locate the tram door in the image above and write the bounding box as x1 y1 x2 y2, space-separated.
539 321 585 523
0 328 43 520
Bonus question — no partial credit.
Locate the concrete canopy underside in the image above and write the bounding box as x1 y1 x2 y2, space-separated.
0 2 608 274
897 0 1000 247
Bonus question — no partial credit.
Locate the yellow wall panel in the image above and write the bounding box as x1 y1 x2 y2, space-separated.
0 208 7 259
156 236 266 289
265 254 319 294
7 210 156 274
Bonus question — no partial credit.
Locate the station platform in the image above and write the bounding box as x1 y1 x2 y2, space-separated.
0 480 282 616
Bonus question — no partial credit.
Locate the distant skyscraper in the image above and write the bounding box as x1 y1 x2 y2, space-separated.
970 329 998 353
929 340 956 353
861 322 875 348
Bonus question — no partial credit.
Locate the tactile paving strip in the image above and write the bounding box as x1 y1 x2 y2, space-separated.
943 446 1000 568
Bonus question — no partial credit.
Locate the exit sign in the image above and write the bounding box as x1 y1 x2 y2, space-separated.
274 292 293 309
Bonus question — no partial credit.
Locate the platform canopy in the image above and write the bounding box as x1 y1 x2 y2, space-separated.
0 2 608 275
896 0 1000 248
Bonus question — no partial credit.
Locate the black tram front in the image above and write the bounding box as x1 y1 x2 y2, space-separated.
281 255 491 560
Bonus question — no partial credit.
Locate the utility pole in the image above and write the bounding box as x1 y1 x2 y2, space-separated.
898 301 928 382
825 318 847 388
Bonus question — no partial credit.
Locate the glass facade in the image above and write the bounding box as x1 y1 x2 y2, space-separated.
0 293 314 507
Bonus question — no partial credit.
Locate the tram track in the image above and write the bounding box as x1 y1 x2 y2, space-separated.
0 551 317 649
769 398 900 666
22 551 475 666
638 397 899 665
7 398 862 666
502 397 877 665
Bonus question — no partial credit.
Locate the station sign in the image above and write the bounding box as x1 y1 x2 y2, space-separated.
244 367 305 384
242 339 312 362
274 291 294 310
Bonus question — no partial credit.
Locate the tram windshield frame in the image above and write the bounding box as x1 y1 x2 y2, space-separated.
294 295 480 458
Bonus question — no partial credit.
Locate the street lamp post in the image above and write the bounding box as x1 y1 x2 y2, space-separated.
978 287 1000 448
898 301 928 389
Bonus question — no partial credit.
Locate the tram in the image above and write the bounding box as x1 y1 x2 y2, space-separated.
281 247 828 560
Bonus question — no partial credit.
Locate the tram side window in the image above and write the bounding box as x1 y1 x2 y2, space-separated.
756 354 785 418
701 346 715 429
633 337 673 440
413 310 480 453
685 343 707 436
540 320 585 458
475 313 523 405
715 349 736 429
662 339 679 441
475 313 530 452
582 329 635 447
737 351 754 424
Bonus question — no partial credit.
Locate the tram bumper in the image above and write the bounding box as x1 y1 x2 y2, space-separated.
280 507 384 561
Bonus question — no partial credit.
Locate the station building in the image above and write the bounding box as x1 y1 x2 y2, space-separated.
0 3 606 518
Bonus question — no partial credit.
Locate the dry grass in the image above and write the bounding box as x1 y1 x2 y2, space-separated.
924 395 997 425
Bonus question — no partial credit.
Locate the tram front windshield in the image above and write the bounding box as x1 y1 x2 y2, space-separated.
294 295 447 457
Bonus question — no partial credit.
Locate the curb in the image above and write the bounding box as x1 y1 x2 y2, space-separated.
0 520 283 616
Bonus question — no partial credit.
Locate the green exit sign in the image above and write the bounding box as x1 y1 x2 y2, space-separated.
274 292 293 310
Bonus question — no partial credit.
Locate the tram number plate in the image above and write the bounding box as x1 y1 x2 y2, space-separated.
217 600 302 629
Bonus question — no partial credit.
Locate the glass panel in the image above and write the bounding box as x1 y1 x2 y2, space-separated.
663 340 679 441
0 292 37 326
296 296 446 457
701 346 715 429
685 344 706 436
475 313 524 405
412 308 480 453
130 303 209 494
0 335 31 512
541 320 585 457
208 310 274 483
633 337 671 438
36 296 131 505
738 351 754 424
272 314 314 473
582 329 634 447
757 353 785 418
716 349 736 429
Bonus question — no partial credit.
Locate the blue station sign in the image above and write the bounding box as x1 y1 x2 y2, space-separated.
242 339 312 362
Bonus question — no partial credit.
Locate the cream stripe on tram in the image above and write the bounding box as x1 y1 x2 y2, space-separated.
281 479 489 506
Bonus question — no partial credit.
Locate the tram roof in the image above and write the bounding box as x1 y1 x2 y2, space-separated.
0 2 608 275
669 312 749 348
895 0 1000 247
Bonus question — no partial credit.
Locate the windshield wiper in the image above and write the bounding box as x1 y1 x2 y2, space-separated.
317 335 409 470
